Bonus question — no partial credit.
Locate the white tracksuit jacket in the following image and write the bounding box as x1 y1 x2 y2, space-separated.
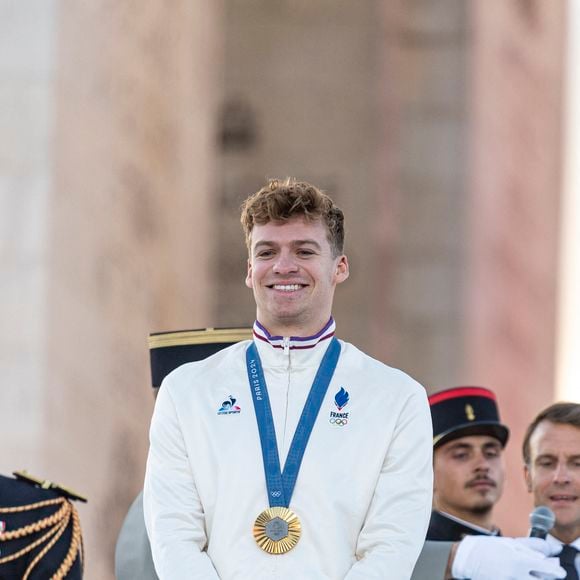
144 324 433 579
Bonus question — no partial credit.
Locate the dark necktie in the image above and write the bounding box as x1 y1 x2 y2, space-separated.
559 544 579 580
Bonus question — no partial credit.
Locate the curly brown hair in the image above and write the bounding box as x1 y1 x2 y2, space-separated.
240 178 345 257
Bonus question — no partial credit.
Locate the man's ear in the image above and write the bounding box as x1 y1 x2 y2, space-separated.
524 464 532 493
432 474 439 509
335 255 349 285
245 259 253 289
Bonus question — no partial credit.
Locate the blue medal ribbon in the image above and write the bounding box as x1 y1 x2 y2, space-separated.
246 337 341 508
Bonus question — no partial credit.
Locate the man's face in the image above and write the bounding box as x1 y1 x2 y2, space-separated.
245 216 349 336
433 435 505 520
524 421 580 543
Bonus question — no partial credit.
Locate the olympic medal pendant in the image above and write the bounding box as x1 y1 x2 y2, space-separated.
253 507 301 554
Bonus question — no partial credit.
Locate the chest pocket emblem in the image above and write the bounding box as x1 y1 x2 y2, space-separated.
330 387 350 426
217 395 241 415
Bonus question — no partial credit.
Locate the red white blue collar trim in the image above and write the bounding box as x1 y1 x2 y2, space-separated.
253 318 336 350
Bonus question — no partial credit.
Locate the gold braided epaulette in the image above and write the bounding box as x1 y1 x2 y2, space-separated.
0 471 86 579
13 471 87 503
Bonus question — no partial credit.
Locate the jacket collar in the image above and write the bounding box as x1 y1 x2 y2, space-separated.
427 510 499 541
252 318 336 351
252 318 336 368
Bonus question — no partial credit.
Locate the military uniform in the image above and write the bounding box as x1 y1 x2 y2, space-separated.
411 387 510 579
426 386 509 548
115 327 252 580
427 509 499 541
0 471 85 579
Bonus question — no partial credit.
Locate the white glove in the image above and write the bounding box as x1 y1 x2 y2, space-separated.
452 536 565 580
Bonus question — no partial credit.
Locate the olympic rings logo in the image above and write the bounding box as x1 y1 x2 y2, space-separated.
329 418 348 426
270 491 282 498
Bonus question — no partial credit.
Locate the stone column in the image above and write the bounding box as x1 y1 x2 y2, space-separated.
45 2 223 577
0 1 57 473
373 0 470 385
376 0 565 536
466 0 566 536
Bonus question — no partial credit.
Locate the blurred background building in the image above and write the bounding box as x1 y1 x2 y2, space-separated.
0 1 577 578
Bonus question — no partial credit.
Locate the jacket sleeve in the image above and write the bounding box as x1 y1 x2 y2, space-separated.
344 386 433 580
143 381 220 580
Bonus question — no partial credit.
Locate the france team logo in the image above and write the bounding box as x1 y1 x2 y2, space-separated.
330 387 350 426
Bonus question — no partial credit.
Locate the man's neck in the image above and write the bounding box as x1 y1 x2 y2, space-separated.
551 525 580 545
256 317 332 339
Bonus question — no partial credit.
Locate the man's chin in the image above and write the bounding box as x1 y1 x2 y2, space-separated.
550 503 580 523
468 502 494 516
467 485 498 502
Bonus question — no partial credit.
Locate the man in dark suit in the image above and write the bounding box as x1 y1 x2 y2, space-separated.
521 402 580 579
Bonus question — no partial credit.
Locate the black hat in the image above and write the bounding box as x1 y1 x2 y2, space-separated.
429 386 510 449
148 327 252 388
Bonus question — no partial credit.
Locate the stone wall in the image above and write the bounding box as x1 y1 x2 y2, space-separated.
465 0 566 536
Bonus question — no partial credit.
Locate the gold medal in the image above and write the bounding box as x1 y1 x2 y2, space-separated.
253 507 301 554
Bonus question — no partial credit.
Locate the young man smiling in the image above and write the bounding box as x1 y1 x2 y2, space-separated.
244 208 347 337
144 178 433 579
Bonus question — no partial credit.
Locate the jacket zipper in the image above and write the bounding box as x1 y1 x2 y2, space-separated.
282 336 291 462
282 336 290 355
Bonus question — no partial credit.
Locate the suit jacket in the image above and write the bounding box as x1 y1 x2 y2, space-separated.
411 541 454 580
115 492 159 580
412 511 499 580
